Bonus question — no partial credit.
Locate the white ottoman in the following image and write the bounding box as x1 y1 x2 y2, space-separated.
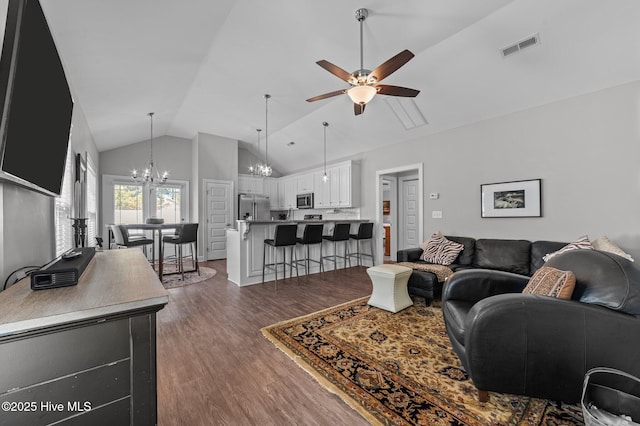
366 264 413 313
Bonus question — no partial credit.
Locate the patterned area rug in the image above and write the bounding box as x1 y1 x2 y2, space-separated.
161 265 216 289
262 297 584 425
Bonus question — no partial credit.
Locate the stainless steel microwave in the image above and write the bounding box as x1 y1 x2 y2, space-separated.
296 193 314 209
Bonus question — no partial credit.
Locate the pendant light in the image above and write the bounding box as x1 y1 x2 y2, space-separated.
248 128 263 176
261 94 273 177
322 122 329 183
132 112 169 187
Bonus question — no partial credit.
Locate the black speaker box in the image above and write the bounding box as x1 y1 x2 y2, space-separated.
31 247 96 290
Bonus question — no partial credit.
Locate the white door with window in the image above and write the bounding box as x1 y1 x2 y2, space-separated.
400 178 419 250
204 179 233 260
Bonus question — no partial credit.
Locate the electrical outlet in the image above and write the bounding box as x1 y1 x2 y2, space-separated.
432 210 443 219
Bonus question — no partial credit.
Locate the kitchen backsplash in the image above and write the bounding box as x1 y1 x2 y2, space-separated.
270 208 361 221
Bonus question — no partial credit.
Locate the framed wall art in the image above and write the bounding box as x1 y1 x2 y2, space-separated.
481 179 542 218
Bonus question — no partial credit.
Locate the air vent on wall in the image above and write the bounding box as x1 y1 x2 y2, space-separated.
501 33 540 58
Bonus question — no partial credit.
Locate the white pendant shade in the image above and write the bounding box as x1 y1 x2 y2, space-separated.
347 85 376 105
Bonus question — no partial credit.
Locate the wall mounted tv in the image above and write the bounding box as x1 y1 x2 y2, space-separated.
0 0 73 197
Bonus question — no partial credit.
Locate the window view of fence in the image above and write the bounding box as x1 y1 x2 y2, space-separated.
114 184 143 224
156 186 181 223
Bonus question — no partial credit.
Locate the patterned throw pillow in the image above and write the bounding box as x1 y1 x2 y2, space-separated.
542 235 593 262
421 232 464 265
592 236 634 262
523 266 576 299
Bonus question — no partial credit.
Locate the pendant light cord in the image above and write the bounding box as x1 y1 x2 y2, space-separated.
264 94 270 167
323 122 328 174
149 112 154 167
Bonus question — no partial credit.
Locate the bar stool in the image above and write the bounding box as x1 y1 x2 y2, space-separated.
262 224 300 289
321 223 352 272
348 222 375 267
294 224 325 280
162 223 199 281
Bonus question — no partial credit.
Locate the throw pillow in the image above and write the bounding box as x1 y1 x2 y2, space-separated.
542 235 593 262
592 236 634 262
419 231 444 250
421 232 464 265
419 231 442 251
523 266 576 299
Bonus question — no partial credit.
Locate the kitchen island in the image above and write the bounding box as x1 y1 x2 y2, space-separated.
227 219 370 286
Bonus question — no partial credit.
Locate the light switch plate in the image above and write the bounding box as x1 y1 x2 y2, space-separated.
432 210 443 219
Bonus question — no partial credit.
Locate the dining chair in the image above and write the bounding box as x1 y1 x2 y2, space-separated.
110 224 155 266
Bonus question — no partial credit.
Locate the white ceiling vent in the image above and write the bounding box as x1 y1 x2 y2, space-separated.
384 98 428 130
501 33 540 58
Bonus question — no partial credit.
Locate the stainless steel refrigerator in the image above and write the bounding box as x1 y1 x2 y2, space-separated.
238 194 271 220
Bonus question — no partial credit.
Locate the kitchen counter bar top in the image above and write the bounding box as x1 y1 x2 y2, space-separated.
227 219 372 286
238 219 369 224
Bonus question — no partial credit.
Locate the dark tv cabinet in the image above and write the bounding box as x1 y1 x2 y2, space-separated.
0 249 168 425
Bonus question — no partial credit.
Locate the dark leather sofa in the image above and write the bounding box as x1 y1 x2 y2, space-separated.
442 249 640 403
397 237 567 304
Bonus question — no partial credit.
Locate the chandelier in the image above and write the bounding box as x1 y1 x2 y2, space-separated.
132 112 169 187
248 128 265 176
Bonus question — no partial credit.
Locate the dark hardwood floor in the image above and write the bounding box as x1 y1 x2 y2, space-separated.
156 259 373 425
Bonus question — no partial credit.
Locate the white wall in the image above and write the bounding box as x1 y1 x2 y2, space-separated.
358 80 640 259
195 132 238 259
99 135 192 180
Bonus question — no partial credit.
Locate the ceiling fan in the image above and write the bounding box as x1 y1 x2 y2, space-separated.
306 8 420 116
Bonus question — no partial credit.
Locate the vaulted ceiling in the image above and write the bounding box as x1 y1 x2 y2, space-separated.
41 0 640 174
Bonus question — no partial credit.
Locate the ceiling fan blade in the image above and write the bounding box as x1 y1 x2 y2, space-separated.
316 60 353 83
306 89 346 103
376 84 420 97
354 103 365 116
369 50 415 83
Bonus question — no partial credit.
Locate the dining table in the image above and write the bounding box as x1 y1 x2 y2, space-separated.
121 222 194 281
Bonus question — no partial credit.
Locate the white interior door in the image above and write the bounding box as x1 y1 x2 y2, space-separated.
205 180 233 260
400 178 419 250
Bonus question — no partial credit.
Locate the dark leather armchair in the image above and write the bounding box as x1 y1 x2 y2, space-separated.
442 249 640 403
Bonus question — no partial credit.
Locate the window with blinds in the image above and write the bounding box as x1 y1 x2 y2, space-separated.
86 159 98 247
54 146 74 256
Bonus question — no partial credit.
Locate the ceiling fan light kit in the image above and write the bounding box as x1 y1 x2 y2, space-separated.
347 85 376 105
306 8 419 115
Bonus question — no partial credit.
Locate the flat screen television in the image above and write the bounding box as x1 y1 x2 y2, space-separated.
0 0 73 197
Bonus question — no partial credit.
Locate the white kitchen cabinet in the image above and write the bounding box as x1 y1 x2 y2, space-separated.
314 171 331 207
284 179 297 209
322 161 360 208
296 173 314 194
238 175 264 194
277 178 297 210
264 178 279 210
329 167 341 206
